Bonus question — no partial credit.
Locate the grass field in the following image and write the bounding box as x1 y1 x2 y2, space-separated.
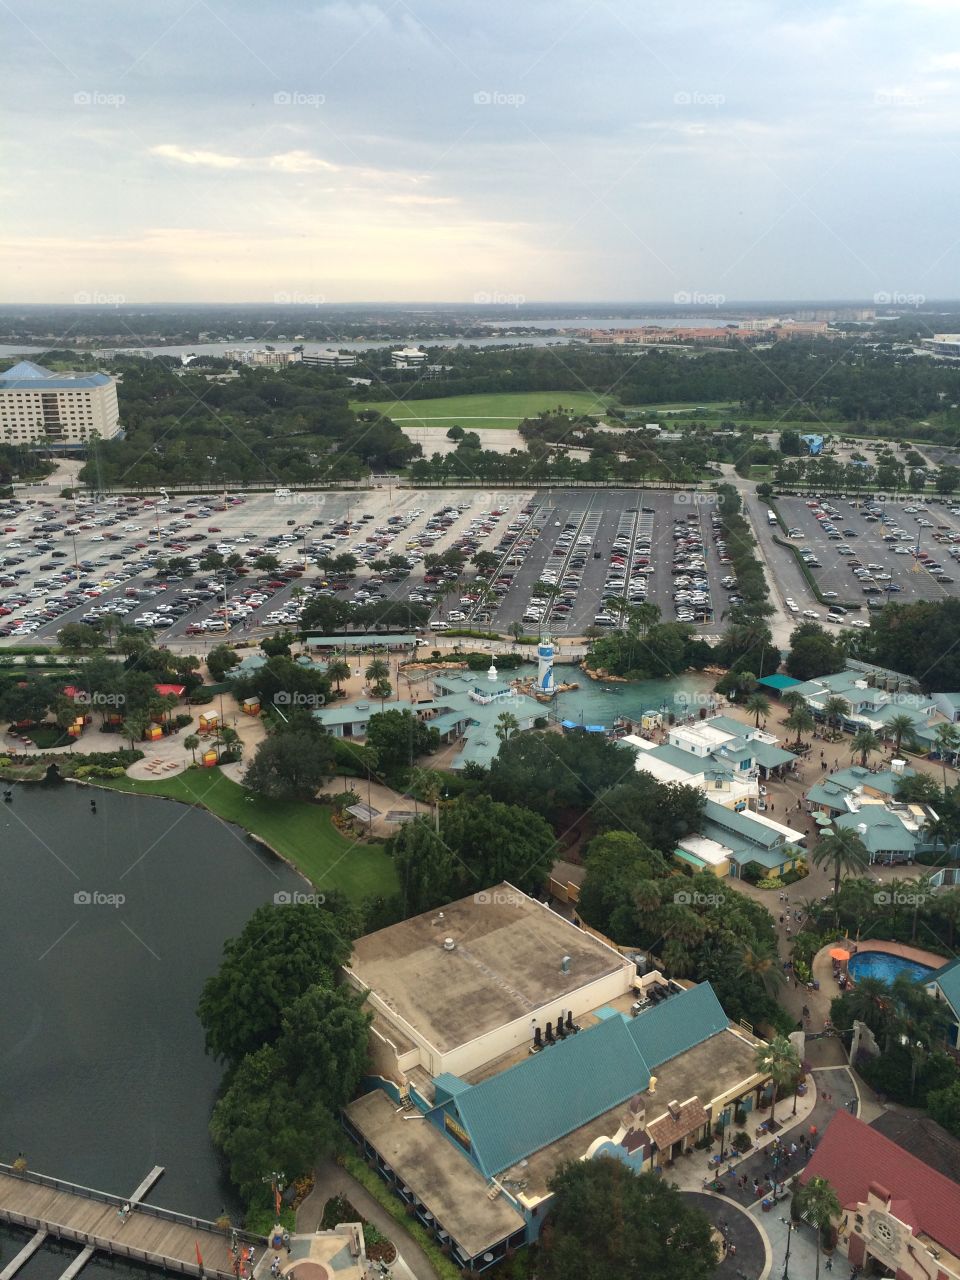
99 769 397 901
353 390 613 431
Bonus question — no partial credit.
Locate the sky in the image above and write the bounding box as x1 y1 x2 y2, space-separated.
3 0 960 304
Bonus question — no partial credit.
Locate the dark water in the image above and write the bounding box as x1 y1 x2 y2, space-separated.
0 785 309 1221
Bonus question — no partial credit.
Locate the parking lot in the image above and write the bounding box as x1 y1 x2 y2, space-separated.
0 486 738 648
468 489 722 636
765 494 960 626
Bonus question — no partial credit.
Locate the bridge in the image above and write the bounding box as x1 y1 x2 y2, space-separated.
0 1164 265 1280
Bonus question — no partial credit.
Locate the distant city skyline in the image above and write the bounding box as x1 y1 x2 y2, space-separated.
4 0 960 304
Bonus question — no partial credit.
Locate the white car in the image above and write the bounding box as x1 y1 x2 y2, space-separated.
802 609 820 620
849 619 870 629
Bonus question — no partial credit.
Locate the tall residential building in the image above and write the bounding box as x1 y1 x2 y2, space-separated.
0 360 121 448
390 346 427 367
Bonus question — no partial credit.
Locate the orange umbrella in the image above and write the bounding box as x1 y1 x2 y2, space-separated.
829 947 851 962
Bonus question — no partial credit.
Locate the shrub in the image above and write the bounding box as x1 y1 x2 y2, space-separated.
731 1131 752 1153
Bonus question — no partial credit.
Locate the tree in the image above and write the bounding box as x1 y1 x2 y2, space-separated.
242 729 334 800
410 766 443 833
785 623 844 682
822 695 850 733
364 657 390 684
811 827 869 921
796 1175 841 1280
261 630 296 658
495 711 520 744
739 943 785 997
389 818 457 917
927 1079 960 1138
276 983 371 1110
744 692 770 728
209 1043 338 1200
785 704 815 748
850 727 882 768
754 1034 801 1129
197 901 357 1066
254 553 280 572
206 644 239 682
120 710 150 747
935 723 960 789
365 708 439 776
886 712 916 757
56 622 100 653
184 733 200 763
439 794 556 896
326 658 351 693
541 1157 718 1280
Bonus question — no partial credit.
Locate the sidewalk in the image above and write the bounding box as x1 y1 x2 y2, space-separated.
296 1161 438 1280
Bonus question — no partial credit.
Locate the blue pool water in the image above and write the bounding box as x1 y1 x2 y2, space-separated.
848 951 934 985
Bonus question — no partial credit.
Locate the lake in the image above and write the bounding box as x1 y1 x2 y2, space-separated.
0 784 309 1220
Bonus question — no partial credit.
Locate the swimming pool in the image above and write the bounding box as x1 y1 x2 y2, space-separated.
848 951 934 985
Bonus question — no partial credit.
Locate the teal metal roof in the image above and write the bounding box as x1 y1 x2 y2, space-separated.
705 715 755 736
834 809 919 853
702 799 782 848
433 1073 472 1106
450 1014 651 1177
649 742 729 775
758 674 803 690
627 982 729 1067
829 766 913 796
930 957 960 1013
306 633 416 648
751 741 796 768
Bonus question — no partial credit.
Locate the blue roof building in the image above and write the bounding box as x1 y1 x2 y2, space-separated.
342 884 774 1271
0 359 121 447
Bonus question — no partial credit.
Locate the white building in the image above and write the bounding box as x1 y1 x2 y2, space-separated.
920 334 960 358
391 346 427 368
0 360 121 448
223 348 302 367
300 350 358 369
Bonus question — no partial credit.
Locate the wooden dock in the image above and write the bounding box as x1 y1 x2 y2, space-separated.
0 1164 265 1280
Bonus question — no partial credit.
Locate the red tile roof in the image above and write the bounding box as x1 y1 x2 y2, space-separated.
800 1111 960 1255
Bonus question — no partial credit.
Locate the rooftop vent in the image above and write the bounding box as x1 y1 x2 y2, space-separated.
560 955 571 974
442 937 456 951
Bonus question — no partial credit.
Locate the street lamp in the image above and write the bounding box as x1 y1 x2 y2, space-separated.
780 1217 798 1279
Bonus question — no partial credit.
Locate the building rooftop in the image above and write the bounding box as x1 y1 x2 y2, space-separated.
801 1110 960 1258
871 1111 960 1186
346 1089 525 1259
346 885 630 1055
0 359 112 390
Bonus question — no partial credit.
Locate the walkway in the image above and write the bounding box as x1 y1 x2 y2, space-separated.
296 1162 437 1280
0 1165 258 1280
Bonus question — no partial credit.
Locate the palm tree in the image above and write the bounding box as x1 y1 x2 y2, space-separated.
822 695 850 734
744 692 771 729
738 943 786 997
785 704 815 748
811 827 869 921
843 975 891 1035
753 1034 801 1130
184 733 200 763
365 657 389 684
797 1175 841 1280
934 723 960 789
220 726 241 759
850 727 882 768
411 767 442 833
121 711 150 749
782 689 807 714
326 658 351 694
495 711 520 745
887 712 916 758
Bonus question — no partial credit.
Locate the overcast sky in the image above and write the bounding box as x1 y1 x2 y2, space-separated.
3 0 960 304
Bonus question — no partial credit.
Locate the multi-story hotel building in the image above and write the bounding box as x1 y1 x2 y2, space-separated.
0 360 121 448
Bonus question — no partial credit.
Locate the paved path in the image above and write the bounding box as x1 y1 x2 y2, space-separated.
296 1163 437 1280
683 1191 768 1279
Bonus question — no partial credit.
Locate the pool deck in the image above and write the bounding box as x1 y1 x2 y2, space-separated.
849 939 946 968
807 940 948 1028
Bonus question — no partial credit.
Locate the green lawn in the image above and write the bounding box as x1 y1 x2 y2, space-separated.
100 769 397 901
353 390 613 431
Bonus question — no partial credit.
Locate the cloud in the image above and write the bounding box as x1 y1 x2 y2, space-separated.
149 144 247 170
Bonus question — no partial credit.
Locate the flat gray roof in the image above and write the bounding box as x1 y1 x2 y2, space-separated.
346 1089 524 1258
346 884 628 1054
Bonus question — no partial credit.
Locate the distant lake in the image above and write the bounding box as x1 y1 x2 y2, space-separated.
0 315 737 361
0 784 308 1217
